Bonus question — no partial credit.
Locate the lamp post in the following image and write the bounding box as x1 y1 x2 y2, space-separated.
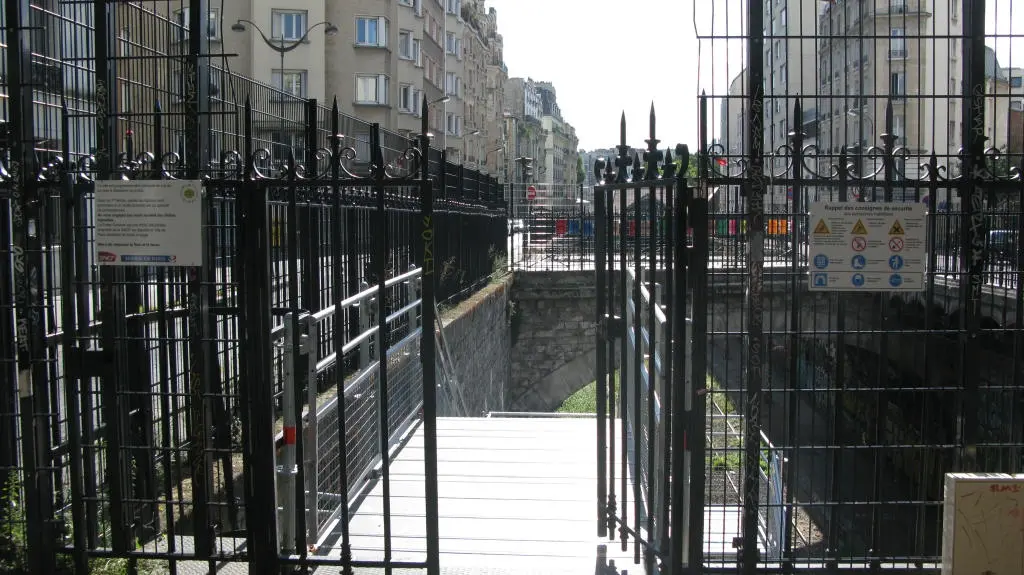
483 146 504 177
463 129 480 167
425 95 450 152
847 107 877 200
232 18 338 161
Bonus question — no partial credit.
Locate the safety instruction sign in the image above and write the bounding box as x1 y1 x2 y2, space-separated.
807 201 927 292
94 179 203 267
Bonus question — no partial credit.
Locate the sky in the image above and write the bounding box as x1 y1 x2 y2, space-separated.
487 0 1024 153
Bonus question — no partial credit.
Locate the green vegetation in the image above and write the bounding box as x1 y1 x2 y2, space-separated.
490 246 509 283
0 474 163 575
706 374 773 475
556 371 620 414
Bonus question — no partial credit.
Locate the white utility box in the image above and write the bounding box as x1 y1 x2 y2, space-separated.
941 473 1024 575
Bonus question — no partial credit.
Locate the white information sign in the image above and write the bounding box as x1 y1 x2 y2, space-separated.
94 179 203 267
807 201 927 292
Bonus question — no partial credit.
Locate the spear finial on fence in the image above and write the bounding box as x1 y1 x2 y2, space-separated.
615 114 631 184
645 103 662 179
663 147 677 180
788 97 806 149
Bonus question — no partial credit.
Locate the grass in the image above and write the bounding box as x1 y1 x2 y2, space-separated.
556 371 620 414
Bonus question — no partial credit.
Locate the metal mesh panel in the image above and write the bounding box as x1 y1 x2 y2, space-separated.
693 0 1024 569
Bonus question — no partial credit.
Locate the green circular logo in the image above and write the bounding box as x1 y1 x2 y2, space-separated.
182 186 198 202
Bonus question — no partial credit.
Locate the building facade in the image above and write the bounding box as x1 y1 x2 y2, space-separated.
720 0 1010 204
504 77 578 186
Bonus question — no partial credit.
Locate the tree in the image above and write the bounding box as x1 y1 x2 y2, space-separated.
576 155 585 184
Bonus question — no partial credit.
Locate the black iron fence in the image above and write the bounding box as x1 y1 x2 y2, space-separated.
0 2 504 573
595 2 1024 573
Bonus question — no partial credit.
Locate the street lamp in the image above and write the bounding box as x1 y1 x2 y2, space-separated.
463 129 480 167
483 146 504 176
426 96 450 151
232 18 338 161
847 107 878 200
847 107 877 149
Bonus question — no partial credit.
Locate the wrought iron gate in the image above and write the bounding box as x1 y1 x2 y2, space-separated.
597 2 1024 574
0 3 507 574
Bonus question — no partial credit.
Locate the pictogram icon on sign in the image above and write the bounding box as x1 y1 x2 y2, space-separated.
813 219 831 234
526 185 537 201
813 273 829 287
889 255 904 270
889 274 903 288
851 236 867 252
851 219 869 235
851 255 867 270
889 219 905 235
852 273 866 287
889 237 904 252
813 254 830 269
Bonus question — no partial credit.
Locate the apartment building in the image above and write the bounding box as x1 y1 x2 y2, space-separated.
720 0 1010 204
504 77 578 186
504 77 547 181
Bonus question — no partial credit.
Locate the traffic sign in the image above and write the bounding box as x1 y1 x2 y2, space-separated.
526 185 537 201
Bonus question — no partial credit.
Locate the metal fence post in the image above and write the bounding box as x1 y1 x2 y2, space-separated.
653 281 666 544
419 100 442 575
595 178 608 538
5 1 56 570
304 315 320 545
240 98 280 571
958 0 987 474
184 0 216 557
742 0 767 568
280 312 299 554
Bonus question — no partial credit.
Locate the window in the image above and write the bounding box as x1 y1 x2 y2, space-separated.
175 8 220 41
355 74 389 105
780 7 787 27
399 83 415 112
356 16 388 47
396 87 424 115
444 33 461 58
446 0 461 16
1012 100 1024 111
890 0 907 13
399 30 414 59
269 132 306 161
272 10 307 41
893 115 905 143
272 69 307 98
890 71 906 99
889 28 906 59
413 39 422 66
445 72 460 97
174 68 222 102
1012 76 1023 89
